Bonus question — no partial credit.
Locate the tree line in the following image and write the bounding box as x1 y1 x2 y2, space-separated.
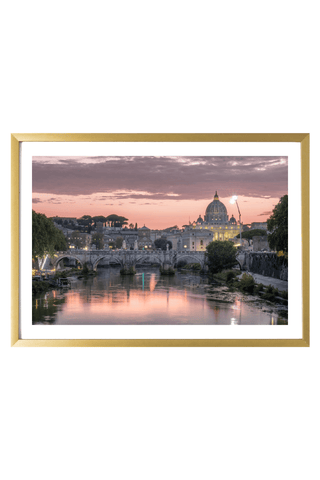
32 210 67 259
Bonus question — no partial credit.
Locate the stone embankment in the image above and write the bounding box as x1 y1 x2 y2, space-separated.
238 252 288 281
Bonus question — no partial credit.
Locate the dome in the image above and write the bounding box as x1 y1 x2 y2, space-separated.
229 214 237 224
204 191 228 224
196 214 204 224
138 225 150 230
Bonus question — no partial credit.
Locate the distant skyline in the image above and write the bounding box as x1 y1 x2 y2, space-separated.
32 156 288 229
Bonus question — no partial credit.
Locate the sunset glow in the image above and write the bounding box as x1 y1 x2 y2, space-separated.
32 156 288 227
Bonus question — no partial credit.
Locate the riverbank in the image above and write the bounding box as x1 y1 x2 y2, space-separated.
32 267 97 296
207 269 288 318
239 272 288 292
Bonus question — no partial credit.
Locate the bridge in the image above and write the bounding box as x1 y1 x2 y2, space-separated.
53 249 208 271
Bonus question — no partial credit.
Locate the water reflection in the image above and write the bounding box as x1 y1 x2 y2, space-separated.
32 267 288 325
33 292 66 324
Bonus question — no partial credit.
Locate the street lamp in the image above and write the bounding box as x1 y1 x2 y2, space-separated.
230 195 242 248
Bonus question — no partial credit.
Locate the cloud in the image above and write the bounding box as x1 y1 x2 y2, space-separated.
32 198 42 203
33 156 288 201
258 211 272 216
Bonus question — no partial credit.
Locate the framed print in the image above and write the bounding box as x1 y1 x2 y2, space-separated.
11 133 309 346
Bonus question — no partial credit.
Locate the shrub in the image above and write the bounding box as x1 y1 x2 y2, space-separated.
262 292 276 302
254 283 264 294
206 241 238 274
239 273 255 293
281 290 288 299
265 284 274 294
226 271 237 283
120 266 136 275
82 262 89 275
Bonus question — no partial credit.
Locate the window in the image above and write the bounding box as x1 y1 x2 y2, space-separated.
200 240 203 245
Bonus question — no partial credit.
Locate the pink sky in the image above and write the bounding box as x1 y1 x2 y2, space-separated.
32 156 288 229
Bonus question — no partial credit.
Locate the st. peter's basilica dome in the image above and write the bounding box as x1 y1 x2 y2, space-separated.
204 191 229 224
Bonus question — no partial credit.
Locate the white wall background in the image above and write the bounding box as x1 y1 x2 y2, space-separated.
0 1 319 479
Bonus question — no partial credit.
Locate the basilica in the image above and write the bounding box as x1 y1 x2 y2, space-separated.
173 191 241 251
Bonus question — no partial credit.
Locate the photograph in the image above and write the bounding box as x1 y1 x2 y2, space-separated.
32 154 289 326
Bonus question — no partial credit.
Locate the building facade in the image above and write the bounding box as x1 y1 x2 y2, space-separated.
177 191 241 251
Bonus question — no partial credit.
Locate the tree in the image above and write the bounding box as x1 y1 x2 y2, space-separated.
115 236 124 249
154 238 172 251
205 240 238 274
92 215 106 227
163 225 178 232
91 232 104 250
77 215 92 227
236 229 267 240
129 223 134 229
32 210 67 259
135 223 138 230
106 214 128 228
267 195 288 253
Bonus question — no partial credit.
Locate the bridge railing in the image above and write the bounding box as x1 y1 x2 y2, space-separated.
55 249 207 255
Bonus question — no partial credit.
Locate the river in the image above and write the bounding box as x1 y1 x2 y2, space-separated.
32 267 287 325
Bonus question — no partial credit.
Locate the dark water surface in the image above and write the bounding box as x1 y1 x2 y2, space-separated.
32 267 286 325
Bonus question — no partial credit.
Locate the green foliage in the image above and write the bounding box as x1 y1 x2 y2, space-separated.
115 236 124 249
32 210 67 259
281 290 288 300
135 223 138 230
77 216 93 232
92 215 107 226
265 284 274 294
253 283 264 294
154 238 172 251
211 269 241 282
262 292 276 301
163 225 178 232
236 229 267 240
82 262 89 275
261 284 280 301
238 273 255 293
105 214 128 227
181 263 202 271
267 195 288 253
91 232 104 249
205 241 238 274
226 271 237 283
120 266 136 275
32 279 52 296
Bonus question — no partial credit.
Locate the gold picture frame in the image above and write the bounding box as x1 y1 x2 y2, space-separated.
11 133 310 347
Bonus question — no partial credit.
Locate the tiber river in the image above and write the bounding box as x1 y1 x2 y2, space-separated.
33 267 287 325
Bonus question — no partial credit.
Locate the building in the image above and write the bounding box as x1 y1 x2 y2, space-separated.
176 191 241 251
250 222 268 231
103 228 139 249
66 232 92 249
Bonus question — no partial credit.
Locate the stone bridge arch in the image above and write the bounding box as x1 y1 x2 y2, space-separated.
93 255 123 270
134 254 163 267
174 254 206 268
53 254 84 269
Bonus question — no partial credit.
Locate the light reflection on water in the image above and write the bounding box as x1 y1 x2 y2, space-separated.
32 267 287 325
